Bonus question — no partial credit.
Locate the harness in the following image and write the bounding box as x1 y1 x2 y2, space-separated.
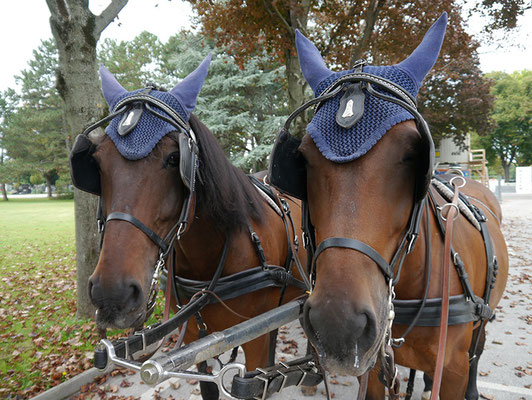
268 61 500 399
71 89 309 383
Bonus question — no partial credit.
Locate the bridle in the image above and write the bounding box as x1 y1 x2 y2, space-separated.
271 63 435 397
79 87 200 323
277 66 433 289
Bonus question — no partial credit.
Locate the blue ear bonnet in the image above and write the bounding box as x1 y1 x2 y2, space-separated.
105 90 189 160
308 65 418 163
297 13 447 163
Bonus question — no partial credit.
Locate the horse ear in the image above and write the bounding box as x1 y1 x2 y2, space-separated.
99 64 128 106
169 53 212 117
295 29 333 93
397 12 448 88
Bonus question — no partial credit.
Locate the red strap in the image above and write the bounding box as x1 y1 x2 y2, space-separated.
163 250 174 321
357 371 369 399
430 180 461 399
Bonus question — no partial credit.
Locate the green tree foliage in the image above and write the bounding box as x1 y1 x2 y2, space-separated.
166 33 289 172
480 70 532 180
98 32 165 90
0 89 18 200
1 40 67 197
97 32 288 172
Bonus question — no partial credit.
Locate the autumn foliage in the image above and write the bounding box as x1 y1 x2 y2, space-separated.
189 0 505 142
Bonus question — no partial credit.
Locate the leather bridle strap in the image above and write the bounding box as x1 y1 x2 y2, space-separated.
106 212 169 253
313 237 393 281
430 177 462 399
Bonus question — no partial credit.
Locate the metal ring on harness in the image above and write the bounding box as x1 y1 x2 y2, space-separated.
440 203 460 222
449 175 466 188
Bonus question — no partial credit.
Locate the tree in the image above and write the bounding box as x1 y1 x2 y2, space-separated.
480 70 531 180
98 32 165 89
166 33 289 171
46 0 129 319
188 0 528 142
0 89 18 201
1 40 67 198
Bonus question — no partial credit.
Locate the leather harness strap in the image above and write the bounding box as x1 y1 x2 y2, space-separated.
313 237 394 281
106 212 169 252
430 177 462 399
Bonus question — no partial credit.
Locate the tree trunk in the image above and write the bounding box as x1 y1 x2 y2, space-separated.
46 0 128 319
502 162 511 182
349 0 386 66
285 0 311 138
45 174 53 198
285 51 308 138
1 149 7 201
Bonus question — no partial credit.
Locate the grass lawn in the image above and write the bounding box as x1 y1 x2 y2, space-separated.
0 198 83 396
0 198 165 398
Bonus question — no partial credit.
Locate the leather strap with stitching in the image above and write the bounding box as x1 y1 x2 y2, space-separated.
313 237 393 280
430 180 460 399
106 212 168 252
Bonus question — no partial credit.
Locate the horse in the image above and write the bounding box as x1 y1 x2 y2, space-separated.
269 14 508 399
69 55 307 399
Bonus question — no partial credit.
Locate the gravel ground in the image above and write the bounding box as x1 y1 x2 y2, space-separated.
68 193 532 400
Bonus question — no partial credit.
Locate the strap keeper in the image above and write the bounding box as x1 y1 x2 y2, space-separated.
406 233 418 254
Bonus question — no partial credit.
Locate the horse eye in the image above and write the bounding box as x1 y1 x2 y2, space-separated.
164 152 180 168
402 154 416 163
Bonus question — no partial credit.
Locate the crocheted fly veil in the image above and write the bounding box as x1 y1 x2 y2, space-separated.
296 13 447 162
99 53 212 160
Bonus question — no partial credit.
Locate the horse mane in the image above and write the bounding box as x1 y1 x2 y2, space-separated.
188 114 265 234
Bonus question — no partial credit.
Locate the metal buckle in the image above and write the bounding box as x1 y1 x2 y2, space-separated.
176 222 186 240
278 370 288 393
406 233 418 254
302 231 309 249
296 366 307 386
254 371 270 400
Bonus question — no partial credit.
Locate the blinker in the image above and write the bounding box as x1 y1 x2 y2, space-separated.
118 102 144 136
336 82 365 129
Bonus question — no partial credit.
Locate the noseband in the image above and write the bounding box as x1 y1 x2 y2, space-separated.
80 87 200 322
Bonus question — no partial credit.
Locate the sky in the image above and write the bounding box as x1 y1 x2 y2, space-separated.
0 0 531 93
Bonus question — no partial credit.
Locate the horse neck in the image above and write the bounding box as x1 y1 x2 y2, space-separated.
173 192 266 281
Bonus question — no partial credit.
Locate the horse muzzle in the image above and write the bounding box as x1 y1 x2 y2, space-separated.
302 296 383 376
89 275 147 330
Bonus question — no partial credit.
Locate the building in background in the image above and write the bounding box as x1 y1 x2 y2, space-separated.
434 133 489 186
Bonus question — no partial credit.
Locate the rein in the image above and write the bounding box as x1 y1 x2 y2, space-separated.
430 175 464 399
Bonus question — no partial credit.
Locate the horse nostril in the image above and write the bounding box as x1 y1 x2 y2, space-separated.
88 275 105 308
124 280 143 310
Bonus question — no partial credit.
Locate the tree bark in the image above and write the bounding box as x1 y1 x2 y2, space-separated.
1 148 7 201
349 0 386 66
502 162 510 182
284 0 311 138
45 173 53 198
46 0 128 319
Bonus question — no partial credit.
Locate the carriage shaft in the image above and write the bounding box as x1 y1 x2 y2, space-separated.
140 298 305 385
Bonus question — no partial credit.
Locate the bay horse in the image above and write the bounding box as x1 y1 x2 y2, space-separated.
269 14 508 399
69 55 307 398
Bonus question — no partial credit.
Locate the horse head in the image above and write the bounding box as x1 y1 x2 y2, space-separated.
271 14 447 375
70 54 211 330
